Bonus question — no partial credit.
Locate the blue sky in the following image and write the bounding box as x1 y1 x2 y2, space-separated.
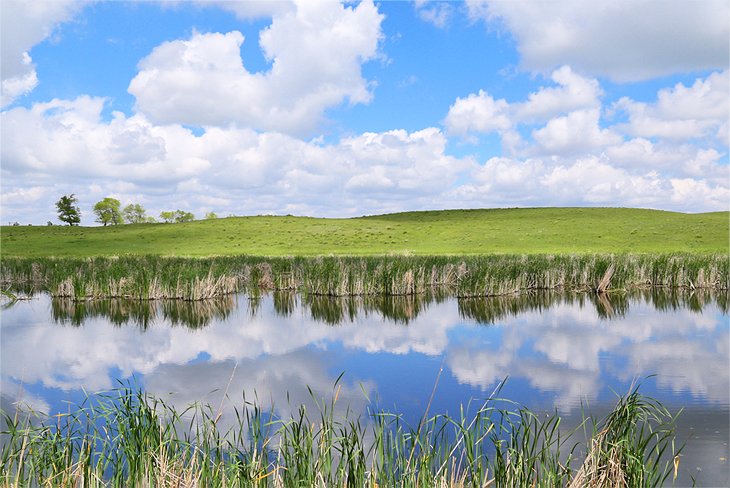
1 0 728 224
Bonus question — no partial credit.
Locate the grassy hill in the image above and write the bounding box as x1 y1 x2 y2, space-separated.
1 207 728 258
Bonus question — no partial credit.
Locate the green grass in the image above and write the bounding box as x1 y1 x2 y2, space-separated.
2 254 728 300
2 208 727 257
0 382 682 487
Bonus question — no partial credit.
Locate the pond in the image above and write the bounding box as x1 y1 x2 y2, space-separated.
1 290 728 485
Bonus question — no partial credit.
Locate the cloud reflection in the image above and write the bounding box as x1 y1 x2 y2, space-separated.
2 291 727 414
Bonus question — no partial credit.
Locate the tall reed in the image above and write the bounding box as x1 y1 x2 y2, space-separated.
1 382 682 487
2 253 727 300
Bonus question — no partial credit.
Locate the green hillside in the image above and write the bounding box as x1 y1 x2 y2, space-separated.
1 207 727 257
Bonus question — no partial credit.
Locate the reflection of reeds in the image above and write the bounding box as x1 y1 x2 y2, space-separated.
50 296 236 329
273 291 297 317
363 295 424 324
458 291 566 324
0 382 681 487
160 296 235 329
304 295 360 325
52 298 156 328
49 287 729 329
2 254 728 300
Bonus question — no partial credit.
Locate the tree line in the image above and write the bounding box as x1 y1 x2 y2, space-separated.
55 194 217 226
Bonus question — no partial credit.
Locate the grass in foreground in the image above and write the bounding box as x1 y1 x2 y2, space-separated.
1 382 682 487
1 208 728 257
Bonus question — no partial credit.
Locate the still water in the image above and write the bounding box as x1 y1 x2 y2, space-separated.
1 291 728 486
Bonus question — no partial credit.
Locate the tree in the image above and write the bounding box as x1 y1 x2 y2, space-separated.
205 211 218 220
159 211 175 223
123 203 148 224
93 197 123 226
56 194 81 226
160 210 195 223
173 210 195 223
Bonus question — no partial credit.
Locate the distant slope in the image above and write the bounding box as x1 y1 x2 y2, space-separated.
1 208 727 257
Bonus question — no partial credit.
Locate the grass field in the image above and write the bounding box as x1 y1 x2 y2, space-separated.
2 208 728 257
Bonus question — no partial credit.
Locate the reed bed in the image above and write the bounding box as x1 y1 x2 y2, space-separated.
0 382 681 487
1 254 727 301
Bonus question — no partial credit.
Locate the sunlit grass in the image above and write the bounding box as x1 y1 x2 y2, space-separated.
1 208 727 257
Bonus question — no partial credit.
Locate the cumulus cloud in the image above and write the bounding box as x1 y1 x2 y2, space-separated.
444 66 604 144
128 0 383 134
514 65 602 122
449 154 728 212
467 0 730 81
614 70 730 140
531 109 621 155
444 90 511 137
1 0 88 107
1 94 474 223
441 68 729 212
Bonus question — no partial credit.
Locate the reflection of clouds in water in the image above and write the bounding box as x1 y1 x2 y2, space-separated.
1 293 726 487
1 296 458 394
622 331 730 403
0 377 50 416
448 301 728 410
0 295 727 415
143 351 374 432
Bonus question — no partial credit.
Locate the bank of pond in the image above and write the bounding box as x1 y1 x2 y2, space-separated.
2 253 728 301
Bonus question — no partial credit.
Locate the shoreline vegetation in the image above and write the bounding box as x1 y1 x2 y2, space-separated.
1 383 682 487
1 254 728 301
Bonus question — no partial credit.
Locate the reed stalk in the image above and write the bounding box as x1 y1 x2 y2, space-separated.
1 254 727 301
1 382 682 487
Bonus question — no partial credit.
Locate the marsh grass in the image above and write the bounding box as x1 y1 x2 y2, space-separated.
2 254 728 301
0 382 682 487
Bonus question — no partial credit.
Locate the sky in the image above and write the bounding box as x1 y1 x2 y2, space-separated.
1 0 728 225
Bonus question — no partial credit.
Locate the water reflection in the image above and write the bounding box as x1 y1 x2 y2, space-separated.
2 290 728 486
51 296 236 328
49 289 727 329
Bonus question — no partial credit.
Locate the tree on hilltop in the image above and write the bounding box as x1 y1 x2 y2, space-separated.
123 203 148 224
160 210 195 223
93 197 123 226
56 194 81 226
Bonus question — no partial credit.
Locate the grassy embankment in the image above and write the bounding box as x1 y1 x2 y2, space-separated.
1 208 728 299
1 383 681 487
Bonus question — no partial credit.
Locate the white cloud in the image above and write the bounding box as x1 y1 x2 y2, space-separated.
444 90 511 136
440 68 729 213
198 0 294 20
615 70 729 140
128 0 383 134
0 0 87 107
531 109 621 155
1 95 475 223
448 153 729 213
444 66 604 143
414 1 454 29
468 0 730 81
514 66 601 122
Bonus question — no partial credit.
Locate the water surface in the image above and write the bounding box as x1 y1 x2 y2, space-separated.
1 291 727 485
